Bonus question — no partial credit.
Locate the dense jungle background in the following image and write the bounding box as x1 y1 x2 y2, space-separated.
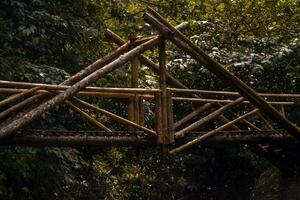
0 0 299 199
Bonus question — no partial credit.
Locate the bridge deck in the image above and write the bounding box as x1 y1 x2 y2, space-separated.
1 129 294 148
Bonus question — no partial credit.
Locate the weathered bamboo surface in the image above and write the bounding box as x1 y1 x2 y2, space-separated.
170 109 260 154
0 37 159 140
0 8 299 152
1 87 295 105
144 7 300 140
2 129 293 147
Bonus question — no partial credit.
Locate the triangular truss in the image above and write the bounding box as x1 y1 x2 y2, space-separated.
0 7 299 154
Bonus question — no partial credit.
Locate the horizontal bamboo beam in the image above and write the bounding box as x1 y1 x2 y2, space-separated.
170 109 260 154
3 133 155 147
2 130 293 147
144 8 300 140
0 37 160 141
0 88 154 99
73 98 157 136
175 97 245 137
172 97 294 105
0 88 295 105
0 80 159 94
169 88 300 99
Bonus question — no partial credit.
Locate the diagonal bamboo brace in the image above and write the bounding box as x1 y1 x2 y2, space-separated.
175 97 245 138
0 37 159 141
73 98 157 136
144 7 300 140
170 109 260 154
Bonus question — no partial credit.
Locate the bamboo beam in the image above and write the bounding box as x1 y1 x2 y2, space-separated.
170 109 260 154
4 132 155 147
169 88 300 99
0 88 142 99
144 8 300 140
173 103 214 130
0 81 159 94
73 98 157 136
65 101 111 132
2 80 299 99
172 97 294 105
0 88 294 105
0 87 41 107
0 37 159 141
175 97 245 137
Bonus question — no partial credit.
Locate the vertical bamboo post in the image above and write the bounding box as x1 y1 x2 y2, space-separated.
138 96 145 126
159 40 169 151
128 47 140 131
167 89 174 143
155 91 163 143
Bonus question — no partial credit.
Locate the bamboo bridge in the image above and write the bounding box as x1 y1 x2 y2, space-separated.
0 8 299 154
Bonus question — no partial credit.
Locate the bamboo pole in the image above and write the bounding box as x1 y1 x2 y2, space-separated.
129 56 140 126
159 40 169 148
170 109 260 154
0 88 294 105
175 97 245 137
0 88 151 99
167 89 174 143
0 81 159 94
139 96 145 126
2 80 299 99
172 97 294 105
0 87 41 107
65 101 112 132
169 88 300 99
0 37 159 141
173 103 215 130
143 9 300 140
155 92 163 143
73 98 157 136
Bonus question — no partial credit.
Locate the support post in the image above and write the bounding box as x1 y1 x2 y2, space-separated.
155 91 163 143
159 40 169 151
167 89 174 143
